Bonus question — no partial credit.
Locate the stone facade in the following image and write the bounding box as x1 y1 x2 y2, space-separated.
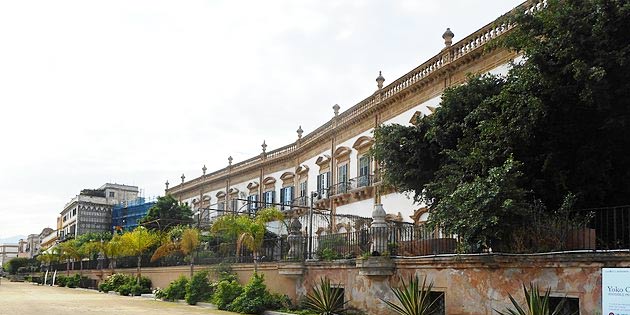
75 252 623 314
165 4 521 226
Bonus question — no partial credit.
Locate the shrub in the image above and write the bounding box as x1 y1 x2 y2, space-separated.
495 283 571 315
56 275 67 287
66 274 81 288
159 276 189 301
100 273 151 295
118 283 132 296
304 278 348 315
186 271 213 305
213 276 243 310
229 273 292 314
381 275 440 315
98 282 112 293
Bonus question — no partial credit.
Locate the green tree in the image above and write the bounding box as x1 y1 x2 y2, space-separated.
3 257 30 275
151 226 200 277
371 0 630 250
211 208 284 272
121 227 160 284
104 234 125 273
59 239 85 276
139 195 193 231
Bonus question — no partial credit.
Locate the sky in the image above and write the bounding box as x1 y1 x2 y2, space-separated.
0 0 523 239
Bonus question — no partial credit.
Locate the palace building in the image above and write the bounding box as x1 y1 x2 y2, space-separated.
166 11 520 227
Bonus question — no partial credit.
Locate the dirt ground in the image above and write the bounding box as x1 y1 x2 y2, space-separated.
0 279 236 315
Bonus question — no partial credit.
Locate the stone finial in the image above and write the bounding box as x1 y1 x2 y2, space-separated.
376 71 385 89
333 104 340 116
297 126 303 139
372 204 387 227
228 156 233 165
443 28 454 47
261 140 267 153
371 203 388 255
165 180 169 190
289 217 302 234
202 165 207 175
181 174 186 184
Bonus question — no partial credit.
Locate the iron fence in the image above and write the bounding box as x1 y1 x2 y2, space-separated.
45 205 630 272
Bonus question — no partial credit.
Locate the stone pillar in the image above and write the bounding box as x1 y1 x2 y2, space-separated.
287 217 303 260
371 204 388 255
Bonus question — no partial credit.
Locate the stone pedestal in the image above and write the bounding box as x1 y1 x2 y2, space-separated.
357 256 395 277
371 204 388 255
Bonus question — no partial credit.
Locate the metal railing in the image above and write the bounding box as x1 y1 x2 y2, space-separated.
46 205 630 272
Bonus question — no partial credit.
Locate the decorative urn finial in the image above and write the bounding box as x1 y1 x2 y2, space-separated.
376 71 385 89
442 28 454 47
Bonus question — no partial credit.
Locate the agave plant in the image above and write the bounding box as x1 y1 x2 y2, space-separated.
304 277 348 315
381 275 441 315
495 283 571 315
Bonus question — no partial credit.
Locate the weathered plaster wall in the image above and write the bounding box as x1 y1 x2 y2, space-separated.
78 252 628 314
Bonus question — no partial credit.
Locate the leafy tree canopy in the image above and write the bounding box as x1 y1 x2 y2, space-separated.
139 195 193 231
371 0 630 249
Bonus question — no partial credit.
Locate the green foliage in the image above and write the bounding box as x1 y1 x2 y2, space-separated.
98 273 151 295
304 278 348 315
3 258 30 275
65 274 81 288
371 0 630 250
56 275 67 287
230 273 285 314
381 276 441 315
139 195 193 231
212 275 244 310
75 231 113 246
158 275 189 301
316 236 345 261
211 208 284 262
495 283 572 315
185 270 213 305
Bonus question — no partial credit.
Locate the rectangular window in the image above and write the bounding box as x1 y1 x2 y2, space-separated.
317 172 330 199
263 190 275 208
280 186 294 211
299 181 308 206
426 291 445 315
247 194 259 213
109 192 115 198
338 164 348 194
358 156 371 187
230 199 239 212
217 201 225 211
549 297 579 315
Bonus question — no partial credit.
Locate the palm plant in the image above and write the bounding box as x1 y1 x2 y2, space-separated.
104 234 124 273
211 207 284 272
120 227 160 284
59 239 83 276
151 226 200 277
381 275 441 315
495 283 570 315
304 277 348 315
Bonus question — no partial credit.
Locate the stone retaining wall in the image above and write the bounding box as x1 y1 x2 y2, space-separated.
72 251 629 314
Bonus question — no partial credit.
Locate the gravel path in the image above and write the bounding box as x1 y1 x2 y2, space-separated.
0 279 236 315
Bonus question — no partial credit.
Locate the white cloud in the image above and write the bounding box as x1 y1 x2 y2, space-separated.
0 0 523 238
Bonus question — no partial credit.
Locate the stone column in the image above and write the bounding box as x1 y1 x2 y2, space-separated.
371 204 388 255
287 217 303 261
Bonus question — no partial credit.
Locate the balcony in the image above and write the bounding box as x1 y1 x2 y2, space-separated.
329 175 376 205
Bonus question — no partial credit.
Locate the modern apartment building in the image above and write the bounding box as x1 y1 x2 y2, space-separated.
166 21 518 227
59 183 139 240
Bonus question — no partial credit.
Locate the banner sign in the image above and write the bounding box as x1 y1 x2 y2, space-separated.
603 268 630 315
